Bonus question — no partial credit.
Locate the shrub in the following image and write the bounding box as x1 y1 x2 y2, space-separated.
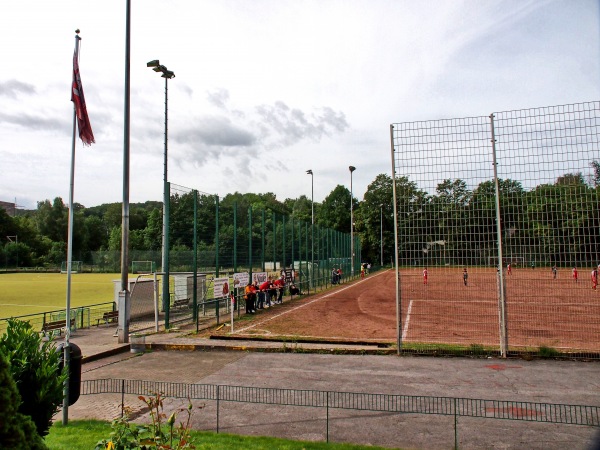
538 345 560 358
0 318 67 438
0 350 48 449
95 392 199 449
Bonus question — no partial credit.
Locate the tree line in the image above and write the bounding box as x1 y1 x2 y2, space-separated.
1 163 599 270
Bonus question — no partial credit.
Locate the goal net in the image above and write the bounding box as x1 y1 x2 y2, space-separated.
132 261 155 274
487 256 526 268
61 261 83 273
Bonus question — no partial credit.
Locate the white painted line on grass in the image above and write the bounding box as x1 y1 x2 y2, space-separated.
402 299 413 341
236 270 389 334
0 303 62 308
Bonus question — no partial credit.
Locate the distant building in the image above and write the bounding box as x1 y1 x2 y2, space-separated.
0 201 16 216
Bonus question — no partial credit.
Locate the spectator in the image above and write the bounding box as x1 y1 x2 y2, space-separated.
289 283 301 296
259 279 270 309
274 276 285 304
268 279 277 306
244 282 256 314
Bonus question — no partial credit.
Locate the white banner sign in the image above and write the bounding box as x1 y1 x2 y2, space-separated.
213 277 230 298
233 272 249 290
252 272 268 284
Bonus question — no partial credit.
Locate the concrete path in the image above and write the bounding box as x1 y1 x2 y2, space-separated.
55 324 600 449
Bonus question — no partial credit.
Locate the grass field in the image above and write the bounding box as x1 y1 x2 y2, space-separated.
0 273 118 319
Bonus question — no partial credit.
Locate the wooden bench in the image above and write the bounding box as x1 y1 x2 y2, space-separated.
40 318 75 338
96 310 119 326
173 298 190 309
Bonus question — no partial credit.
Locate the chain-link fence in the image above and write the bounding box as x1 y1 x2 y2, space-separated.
98 183 360 330
390 101 600 357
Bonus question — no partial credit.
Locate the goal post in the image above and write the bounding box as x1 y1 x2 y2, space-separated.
132 260 155 274
488 256 525 268
61 261 83 273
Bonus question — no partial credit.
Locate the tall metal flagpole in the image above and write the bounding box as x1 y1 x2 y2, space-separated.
63 30 81 426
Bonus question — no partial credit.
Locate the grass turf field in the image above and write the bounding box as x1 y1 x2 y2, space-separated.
0 273 118 319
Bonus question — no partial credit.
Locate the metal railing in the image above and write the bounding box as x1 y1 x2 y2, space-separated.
81 378 600 448
0 302 115 335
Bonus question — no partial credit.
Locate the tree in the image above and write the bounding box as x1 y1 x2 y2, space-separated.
317 185 355 233
356 174 393 264
286 195 313 224
35 198 68 243
591 160 600 187
0 351 48 450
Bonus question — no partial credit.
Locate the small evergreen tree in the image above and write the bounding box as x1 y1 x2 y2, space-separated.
0 350 48 449
0 319 67 438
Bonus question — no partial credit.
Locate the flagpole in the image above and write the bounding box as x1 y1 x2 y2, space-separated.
62 30 81 426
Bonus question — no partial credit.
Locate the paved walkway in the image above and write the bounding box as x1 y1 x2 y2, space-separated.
55 323 600 450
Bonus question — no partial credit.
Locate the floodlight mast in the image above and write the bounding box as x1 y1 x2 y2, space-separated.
148 59 175 325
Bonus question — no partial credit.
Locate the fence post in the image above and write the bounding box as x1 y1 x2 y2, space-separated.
326 391 330 443
490 113 508 358
454 397 458 450
233 201 237 273
193 190 198 326
164 182 171 329
282 215 286 269
261 209 265 272
273 211 277 272
215 195 219 278
216 385 220 433
248 208 253 280
121 379 125 418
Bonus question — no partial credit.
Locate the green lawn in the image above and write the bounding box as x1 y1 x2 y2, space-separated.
0 273 119 319
46 420 396 450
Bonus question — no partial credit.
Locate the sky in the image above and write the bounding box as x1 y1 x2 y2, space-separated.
1 0 599 210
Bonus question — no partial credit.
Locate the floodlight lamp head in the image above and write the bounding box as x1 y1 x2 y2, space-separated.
147 59 160 67
349 165 356 173
162 70 175 79
306 169 313 175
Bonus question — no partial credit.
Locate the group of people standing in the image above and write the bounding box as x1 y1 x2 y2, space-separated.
520 263 600 290
331 267 343 284
360 263 371 278
244 276 294 314
554 265 599 290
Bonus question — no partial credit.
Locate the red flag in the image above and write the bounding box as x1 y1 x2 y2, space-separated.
71 50 95 146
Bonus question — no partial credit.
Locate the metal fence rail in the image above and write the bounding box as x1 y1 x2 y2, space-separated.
81 378 600 428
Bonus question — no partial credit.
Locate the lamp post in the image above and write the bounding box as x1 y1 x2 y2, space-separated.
147 60 175 314
306 170 314 287
380 204 384 267
349 166 356 276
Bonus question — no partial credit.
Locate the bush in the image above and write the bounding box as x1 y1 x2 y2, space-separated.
95 392 198 449
0 319 67 438
0 350 48 449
